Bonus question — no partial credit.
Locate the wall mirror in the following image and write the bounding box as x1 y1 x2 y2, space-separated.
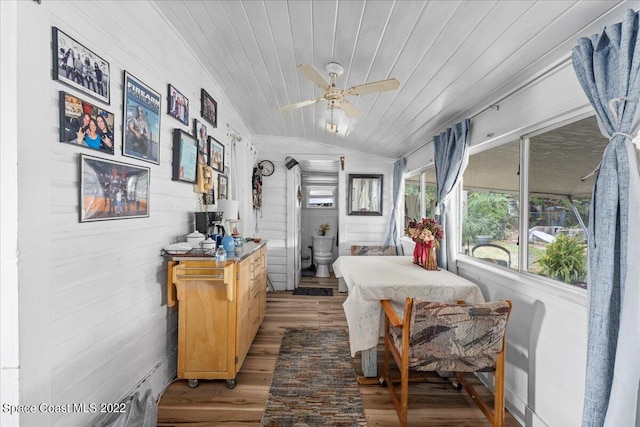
348 174 383 216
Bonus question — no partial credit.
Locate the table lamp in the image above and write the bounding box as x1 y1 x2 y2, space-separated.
218 199 239 252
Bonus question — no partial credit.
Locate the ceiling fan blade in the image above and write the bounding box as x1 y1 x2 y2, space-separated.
340 100 359 119
280 97 323 112
346 78 400 96
298 64 331 90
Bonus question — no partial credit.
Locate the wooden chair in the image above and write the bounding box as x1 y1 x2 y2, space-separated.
350 245 396 256
381 298 512 427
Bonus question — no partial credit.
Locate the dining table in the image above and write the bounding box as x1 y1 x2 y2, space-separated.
332 255 486 377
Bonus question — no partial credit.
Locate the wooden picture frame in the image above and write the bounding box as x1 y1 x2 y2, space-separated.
52 27 110 104
167 84 189 126
208 136 224 172
80 154 150 222
348 174 383 216
218 175 228 200
122 71 161 164
59 91 115 155
201 89 217 128
172 129 198 183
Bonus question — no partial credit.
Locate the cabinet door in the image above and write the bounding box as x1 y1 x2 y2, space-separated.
235 257 253 371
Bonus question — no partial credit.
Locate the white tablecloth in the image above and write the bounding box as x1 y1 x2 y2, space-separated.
333 256 485 356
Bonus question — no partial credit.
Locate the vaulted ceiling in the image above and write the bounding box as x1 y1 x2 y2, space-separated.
155 0 624 160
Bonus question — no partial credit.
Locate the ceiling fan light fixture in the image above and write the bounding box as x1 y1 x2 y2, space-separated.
324 101 347 133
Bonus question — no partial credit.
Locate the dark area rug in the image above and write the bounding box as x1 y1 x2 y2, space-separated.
260 328 367 427
292 287 333 296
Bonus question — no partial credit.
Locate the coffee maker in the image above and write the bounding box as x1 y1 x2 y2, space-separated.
194 211 223 237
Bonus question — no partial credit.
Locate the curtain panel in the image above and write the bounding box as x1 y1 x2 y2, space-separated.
433 118 470 271
572 8 640 427
385 157 406 255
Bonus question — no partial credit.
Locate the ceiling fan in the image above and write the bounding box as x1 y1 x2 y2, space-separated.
280 62 400 122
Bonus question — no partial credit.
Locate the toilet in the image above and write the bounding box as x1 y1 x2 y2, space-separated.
312 235 334 278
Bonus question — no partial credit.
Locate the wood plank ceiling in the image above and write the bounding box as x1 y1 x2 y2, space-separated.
154 0 623 160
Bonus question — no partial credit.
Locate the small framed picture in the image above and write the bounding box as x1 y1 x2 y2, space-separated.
194 119 208 166
59 91 115 154
123 71 161 164
218 175 228 200
167 84 189 126
208 136 224 172
201 89 217 128
52 27 110 104
80 154 150 222
172 129 198 183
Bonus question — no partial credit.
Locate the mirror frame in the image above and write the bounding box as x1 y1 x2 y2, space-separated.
348 174 383 216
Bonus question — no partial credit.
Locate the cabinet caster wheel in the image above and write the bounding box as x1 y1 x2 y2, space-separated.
378 377 387 387
187 379 199 388
226 379 237 389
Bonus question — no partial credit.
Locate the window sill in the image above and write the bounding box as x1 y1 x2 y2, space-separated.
455 254 588 307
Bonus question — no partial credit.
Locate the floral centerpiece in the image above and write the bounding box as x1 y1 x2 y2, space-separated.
405 217 444 270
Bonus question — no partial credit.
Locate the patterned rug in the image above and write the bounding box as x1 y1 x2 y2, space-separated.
260 328 368 427
292 287 333 296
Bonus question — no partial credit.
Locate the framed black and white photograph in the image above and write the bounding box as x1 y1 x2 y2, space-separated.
201 89 217 128
167 84 189 126
194 119 208 166
59 91 115 155
80 154 150 222
348 174 383 216
123 71 161 164
208 136 224 172
172 129 198 183
53 27 110 104
218 175 228 200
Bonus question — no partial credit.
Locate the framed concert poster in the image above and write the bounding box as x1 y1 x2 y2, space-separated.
122 71 161 164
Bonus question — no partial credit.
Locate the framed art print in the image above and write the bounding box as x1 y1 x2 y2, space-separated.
167 84 189 126
201 89 217 128
59 91 115 155
80 154 149 222
194 119 208 166
172 129 198 183
218 175 228 200
53 27 110 104
123 71 161 164
208 136 224 172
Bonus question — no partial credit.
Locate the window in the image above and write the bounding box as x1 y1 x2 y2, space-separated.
457 115 607 289
404 169 436 229
306 185 336 208
459 140 520 270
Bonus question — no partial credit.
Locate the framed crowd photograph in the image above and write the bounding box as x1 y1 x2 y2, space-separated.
123 71 161 164
218 175 228 200
201 89 217 128
167 84 189 126
194 119 208 165
172 129 198 183
52 27 110 105
348 174 383 216
80 154 150 222
59 91 115 155
208 136 224 172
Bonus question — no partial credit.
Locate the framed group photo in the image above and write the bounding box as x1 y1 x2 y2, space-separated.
59 91 115 155
123 72 161 164
201 89 217 128
80 154 150 222
194 119 208 165
172 129 198 183
168 84 189 126
53 27 110 104
208 136 224 172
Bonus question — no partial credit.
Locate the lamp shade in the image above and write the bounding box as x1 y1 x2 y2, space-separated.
218 199 239 221
324 104 347 126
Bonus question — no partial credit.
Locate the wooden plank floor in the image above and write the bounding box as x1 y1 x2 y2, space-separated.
157 275 521 426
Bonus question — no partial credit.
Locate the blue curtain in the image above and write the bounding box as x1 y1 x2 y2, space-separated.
572 9 640 427
433 119 470 271
385 157 406 255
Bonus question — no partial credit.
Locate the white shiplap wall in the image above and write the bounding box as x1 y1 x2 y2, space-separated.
9 1 253 426
252 136 394 290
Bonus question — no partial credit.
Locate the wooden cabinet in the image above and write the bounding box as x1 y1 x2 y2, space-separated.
167 242 267 388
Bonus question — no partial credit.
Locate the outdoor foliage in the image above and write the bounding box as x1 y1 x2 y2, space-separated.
462 192 517 243
535 234 586 284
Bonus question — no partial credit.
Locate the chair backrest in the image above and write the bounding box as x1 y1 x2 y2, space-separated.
351 245 396 256
406 299 511 372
